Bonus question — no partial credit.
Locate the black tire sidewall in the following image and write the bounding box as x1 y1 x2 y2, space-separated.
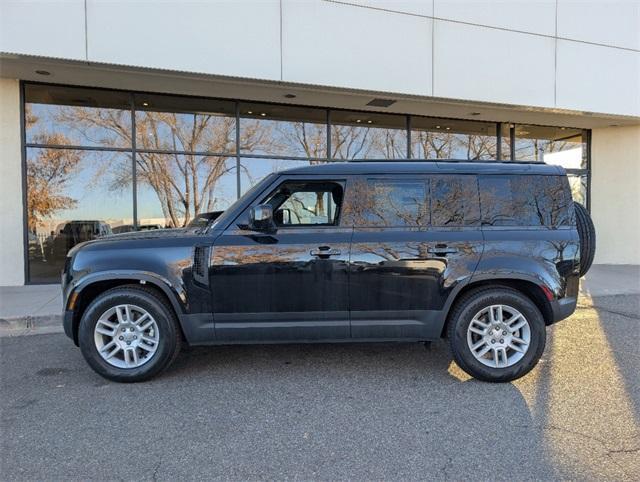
78 289 178 382
449 289 546 383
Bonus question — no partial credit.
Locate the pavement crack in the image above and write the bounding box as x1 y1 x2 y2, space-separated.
439 455 453 481
607 447 640 455
575 304 640 320
152 460 162 482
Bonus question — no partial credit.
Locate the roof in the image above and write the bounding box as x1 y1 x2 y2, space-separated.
281 161 563 176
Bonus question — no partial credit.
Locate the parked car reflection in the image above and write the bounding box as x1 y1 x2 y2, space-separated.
112 224 163 234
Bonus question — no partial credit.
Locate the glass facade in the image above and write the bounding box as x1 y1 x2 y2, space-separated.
22 83 591 282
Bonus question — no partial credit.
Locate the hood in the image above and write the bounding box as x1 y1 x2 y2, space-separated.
67 227 201 257
105 227 200 241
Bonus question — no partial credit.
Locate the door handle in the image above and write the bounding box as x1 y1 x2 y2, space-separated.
427 245 458 256
310 246 341 258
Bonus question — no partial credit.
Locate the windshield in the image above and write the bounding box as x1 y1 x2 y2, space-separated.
208 173 277 231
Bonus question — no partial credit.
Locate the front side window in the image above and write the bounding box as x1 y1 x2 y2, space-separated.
264 181 343 227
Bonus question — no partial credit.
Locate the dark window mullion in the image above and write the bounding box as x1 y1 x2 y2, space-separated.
130 92 138 230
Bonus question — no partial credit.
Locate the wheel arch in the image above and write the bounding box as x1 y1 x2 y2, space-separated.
68 272 187 345
440 277 554 338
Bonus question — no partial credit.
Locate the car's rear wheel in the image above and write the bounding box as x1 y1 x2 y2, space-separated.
78 285 181 382
448 287 546 382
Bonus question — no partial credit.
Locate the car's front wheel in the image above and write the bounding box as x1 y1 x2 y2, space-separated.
448 287 546 382
78 285 181 382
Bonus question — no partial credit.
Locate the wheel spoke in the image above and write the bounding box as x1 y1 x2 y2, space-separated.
115 306 126 323
469 325 486 336
96 319 117 335
471 339 486 351
495 305 504 323
473 318 489 329
96 326 115 336
476 345 492 358
488 307 497 324
141 335 157 345
100 340 116 353
101 341 121 360
139 319 154 331
135 313 150 327
508 342 526 353
98 319 117 329
499 347 508 366
138 342 154 352
124 347 138 367
508 317 527 333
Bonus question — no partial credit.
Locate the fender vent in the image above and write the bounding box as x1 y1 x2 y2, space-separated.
193 246 210 286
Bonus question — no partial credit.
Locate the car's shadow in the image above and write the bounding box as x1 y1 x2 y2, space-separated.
156 339 555 478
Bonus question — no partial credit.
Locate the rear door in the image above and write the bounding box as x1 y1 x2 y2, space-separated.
346 174 483 340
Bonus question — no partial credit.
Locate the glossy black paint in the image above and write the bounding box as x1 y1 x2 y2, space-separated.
62 161 581 347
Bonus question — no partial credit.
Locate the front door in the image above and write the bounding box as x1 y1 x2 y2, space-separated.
211 177 352 341
345 175 483 340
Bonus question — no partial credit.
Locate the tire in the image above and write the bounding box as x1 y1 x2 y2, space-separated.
78 285 182 382
574 201 596 277
448 287 546 383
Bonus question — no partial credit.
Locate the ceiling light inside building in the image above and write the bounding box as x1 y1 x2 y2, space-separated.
142 102 149 107
260 112 267 117
367 120 373 124
435 125 441 129
356 119 362 123
247 111 253 114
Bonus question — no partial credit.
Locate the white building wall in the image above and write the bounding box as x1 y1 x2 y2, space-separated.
0 79 25 286
1 0 638 117
591 125 640 265
282 0 432 95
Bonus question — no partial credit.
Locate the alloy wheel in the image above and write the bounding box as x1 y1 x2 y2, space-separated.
93 304 160 369
466 304 531 368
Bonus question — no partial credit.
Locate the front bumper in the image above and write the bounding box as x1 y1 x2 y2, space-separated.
549 296 578 324
62 310 77 345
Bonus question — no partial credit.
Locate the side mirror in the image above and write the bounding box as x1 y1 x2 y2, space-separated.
248 204 276 233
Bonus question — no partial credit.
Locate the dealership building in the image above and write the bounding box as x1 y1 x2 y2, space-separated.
0 0 638 286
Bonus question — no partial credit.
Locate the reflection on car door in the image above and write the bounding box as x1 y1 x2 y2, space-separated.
210 177 353 341
345 175 483 340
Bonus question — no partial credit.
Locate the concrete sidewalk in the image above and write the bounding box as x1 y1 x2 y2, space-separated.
1 264 638 336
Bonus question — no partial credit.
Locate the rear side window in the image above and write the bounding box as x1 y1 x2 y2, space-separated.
344 178 430 227
431 175 480 226
479 175 573 227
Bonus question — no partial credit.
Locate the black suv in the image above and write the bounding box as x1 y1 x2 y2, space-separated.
62 161 595 383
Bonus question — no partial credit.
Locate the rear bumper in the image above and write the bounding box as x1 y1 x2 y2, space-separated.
549 296 578 324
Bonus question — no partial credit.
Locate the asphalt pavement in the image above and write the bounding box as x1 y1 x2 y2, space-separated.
1 293 638 481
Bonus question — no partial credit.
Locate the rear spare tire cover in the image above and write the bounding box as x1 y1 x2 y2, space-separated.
574 202 596 277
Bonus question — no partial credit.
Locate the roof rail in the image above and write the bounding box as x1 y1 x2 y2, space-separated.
345 159 545 165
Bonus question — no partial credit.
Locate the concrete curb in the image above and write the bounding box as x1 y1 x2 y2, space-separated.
0 315 63 337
